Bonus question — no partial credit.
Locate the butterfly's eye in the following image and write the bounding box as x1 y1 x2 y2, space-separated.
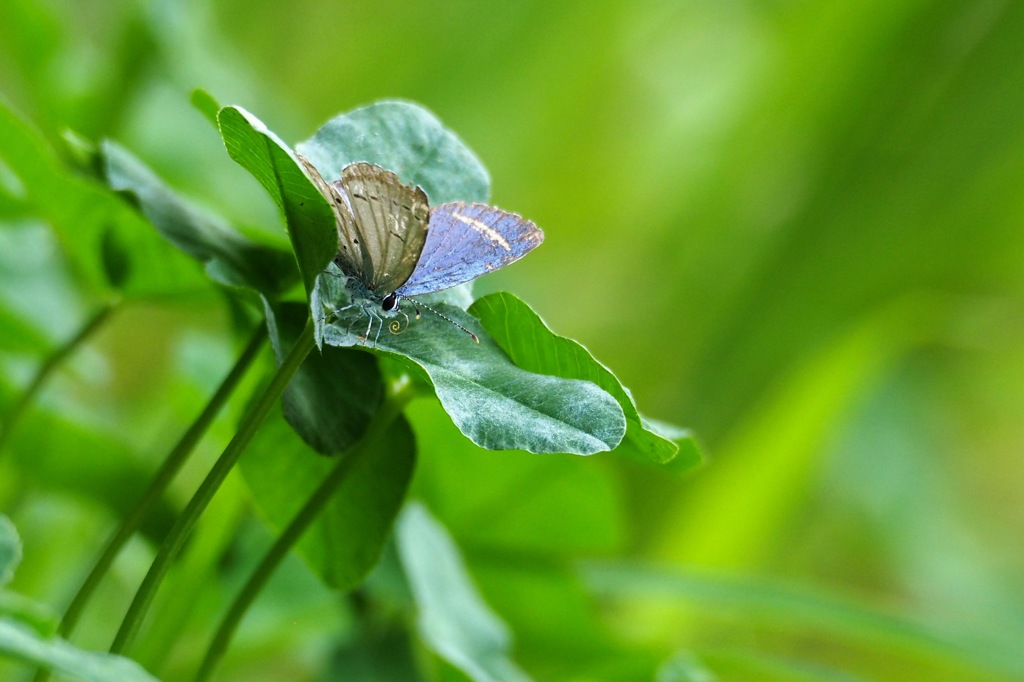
382 293 400 312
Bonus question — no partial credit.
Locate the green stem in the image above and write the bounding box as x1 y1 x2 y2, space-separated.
58 324 267 638
192 388 411 682
109 320 315 655
0 299 119 456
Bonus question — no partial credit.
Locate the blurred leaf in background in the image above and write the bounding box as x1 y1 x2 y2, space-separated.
3 0 1024 680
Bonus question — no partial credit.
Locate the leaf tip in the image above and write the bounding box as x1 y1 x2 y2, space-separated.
190 88 222 128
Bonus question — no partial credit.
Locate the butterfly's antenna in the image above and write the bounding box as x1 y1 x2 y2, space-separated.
407 297 480 343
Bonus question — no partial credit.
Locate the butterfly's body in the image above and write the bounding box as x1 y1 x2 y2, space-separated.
299 156 543 342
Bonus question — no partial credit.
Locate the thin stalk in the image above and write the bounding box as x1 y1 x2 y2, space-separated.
110 320 315 655
58 324 267 637
192 388 411 682
0 299 119 456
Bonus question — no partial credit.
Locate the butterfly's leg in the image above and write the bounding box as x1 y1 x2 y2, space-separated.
341 306 360 338
323 301 357 328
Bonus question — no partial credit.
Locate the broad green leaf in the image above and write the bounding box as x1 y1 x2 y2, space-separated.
102 140 297 295
0 618 160 682
469 291 677 461
0 98 208 297
408 399 625 555
0 516 19 589
315 274 626 455
295 100 490 205
395 502 530 682
240 411 415 590
263 300 381 453
217 105 338 296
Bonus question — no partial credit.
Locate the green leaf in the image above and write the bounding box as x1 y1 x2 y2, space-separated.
0 617 160 682
0 592 58 637
395 502 530 682
189 88 221 128
315 274 625 455
240 412 416 590
295 100 490 205
101 139 298 295
0 98 208 297
263 300 381 454
0 516 20 589
469 291 678 462
640 416 706 474
0 519 158 679
217 105 338 296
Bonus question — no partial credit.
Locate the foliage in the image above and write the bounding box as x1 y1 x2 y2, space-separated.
0 40 682 682
0 516 158 681
3 1 1024 681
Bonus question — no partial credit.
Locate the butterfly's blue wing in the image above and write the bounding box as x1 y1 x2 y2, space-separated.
396 202 543 297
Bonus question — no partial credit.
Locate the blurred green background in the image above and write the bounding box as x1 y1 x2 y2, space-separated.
2 0 1024 680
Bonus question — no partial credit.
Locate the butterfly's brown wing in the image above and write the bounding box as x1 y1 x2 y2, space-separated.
333 163 429 293
297 154 372 283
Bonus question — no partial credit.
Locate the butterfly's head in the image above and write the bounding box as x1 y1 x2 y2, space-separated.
381 292 401 313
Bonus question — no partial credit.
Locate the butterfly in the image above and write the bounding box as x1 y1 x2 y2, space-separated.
298 156 544 342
